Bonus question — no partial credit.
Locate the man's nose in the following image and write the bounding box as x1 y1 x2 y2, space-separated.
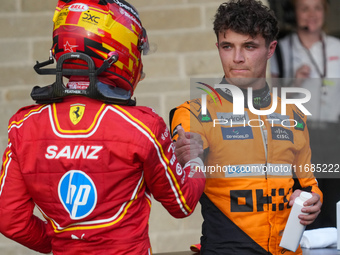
233 48 245 63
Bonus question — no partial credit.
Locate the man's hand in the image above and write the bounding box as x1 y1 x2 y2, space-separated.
292 64 311 88
289 190 322 226
295 64 311 80
174 126 203 167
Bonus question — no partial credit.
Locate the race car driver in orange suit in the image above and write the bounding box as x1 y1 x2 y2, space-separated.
170 0 322 254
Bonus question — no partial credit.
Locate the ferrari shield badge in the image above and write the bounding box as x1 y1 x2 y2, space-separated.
70 104 85 125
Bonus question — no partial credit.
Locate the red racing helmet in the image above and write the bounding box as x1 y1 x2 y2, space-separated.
51 0 149 96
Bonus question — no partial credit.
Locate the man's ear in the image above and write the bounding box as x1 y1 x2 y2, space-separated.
215 42 219 48
267 40 277 59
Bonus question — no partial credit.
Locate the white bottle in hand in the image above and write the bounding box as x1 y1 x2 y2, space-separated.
279 191 313 252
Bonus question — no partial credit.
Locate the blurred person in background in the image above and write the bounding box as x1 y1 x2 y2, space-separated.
271 0 340 230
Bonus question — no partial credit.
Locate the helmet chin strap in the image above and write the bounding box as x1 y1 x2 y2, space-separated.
31 52 136 106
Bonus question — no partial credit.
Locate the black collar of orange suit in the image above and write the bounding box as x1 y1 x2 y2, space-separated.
216 78 271 110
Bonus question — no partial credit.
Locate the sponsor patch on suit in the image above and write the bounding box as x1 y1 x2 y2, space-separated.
221 126 254 140
271 126 294 144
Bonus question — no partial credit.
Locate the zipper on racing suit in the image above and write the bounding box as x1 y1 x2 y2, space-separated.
259 115 272 253
259 115 268 175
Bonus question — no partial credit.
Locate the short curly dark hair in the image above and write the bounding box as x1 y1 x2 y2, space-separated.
213 0 279 46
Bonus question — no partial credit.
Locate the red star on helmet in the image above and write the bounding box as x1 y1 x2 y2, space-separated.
64 41 78 52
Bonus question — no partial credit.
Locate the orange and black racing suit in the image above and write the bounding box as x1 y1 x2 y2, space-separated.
170 84 322 255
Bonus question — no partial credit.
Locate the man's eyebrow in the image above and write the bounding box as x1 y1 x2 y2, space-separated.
243 41 259 46
219 41 232 46
218 41 260 47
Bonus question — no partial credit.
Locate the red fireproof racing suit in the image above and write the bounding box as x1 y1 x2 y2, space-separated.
0 96 205 254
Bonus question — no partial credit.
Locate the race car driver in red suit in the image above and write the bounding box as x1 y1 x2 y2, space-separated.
0 1 205 254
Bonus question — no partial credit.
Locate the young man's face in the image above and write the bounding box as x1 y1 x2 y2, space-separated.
216 29 277 89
